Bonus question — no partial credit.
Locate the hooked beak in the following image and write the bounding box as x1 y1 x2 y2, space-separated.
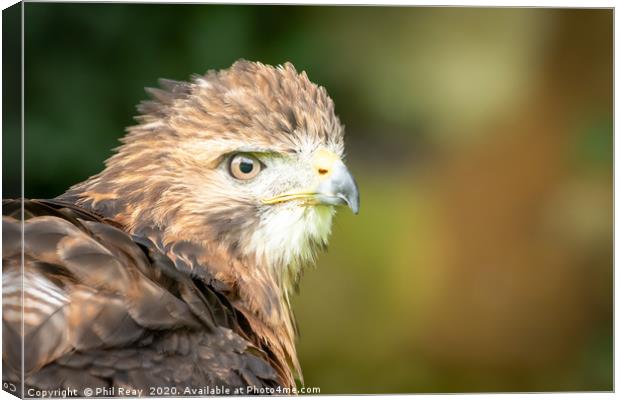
261 152 360 214
314 160 360 214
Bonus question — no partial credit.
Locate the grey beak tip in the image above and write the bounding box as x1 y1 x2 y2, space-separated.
350 199 360 215
348 179 360 215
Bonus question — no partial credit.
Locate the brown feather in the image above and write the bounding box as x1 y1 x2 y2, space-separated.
6 60 346 391
3 199 280 391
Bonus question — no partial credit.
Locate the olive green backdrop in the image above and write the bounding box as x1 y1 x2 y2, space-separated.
15 4 613 393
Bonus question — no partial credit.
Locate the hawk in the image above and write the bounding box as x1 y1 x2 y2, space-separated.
2 60 359 395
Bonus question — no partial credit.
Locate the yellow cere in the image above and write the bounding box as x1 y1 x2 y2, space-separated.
313 148 340 178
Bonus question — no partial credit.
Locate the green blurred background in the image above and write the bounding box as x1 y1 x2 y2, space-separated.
14 4 613 393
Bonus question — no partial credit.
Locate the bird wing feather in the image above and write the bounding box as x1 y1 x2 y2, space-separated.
2 199 279 394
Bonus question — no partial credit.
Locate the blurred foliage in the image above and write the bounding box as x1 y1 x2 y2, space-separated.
14 4 612 393
2 3 21 198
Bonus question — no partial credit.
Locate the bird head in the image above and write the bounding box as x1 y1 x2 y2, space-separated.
65 60 358 291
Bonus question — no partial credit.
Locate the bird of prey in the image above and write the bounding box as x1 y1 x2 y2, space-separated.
2 60 359 396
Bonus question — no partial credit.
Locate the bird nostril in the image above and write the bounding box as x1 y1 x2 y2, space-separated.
318 168 329 175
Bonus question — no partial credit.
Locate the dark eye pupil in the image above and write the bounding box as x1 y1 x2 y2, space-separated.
239 160 254 174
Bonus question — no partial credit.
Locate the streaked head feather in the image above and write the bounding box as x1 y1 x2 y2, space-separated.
59 60 347 385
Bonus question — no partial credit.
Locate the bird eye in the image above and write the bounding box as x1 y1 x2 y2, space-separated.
229 154 261 180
